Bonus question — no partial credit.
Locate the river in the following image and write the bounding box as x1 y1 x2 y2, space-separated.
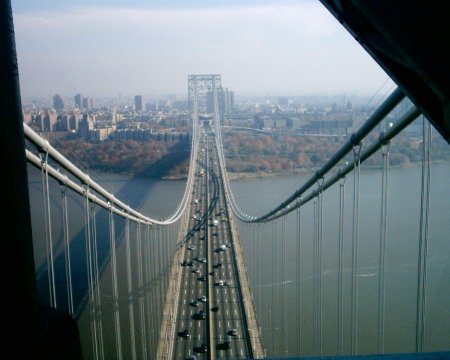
27 162 450 358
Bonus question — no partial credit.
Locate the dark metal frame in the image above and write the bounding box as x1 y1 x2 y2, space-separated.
319 0 450 143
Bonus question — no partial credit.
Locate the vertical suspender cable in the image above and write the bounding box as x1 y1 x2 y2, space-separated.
416 116 432 352
83 185 99 360
337 175 346 355
148 226 156 356
351 143 362 355
108 207 123 360
313 197 319 356
40 152 57 308
272 219 278 356
136 223 148 359
378 141 390 353
60 183 74 315
156 225 162 320
270 219 276 355
90 202 105 360
155 226 162 340
125 219 137 360
283 215 288 356
296 201 302 357
317 179 324 356
143 224 152 358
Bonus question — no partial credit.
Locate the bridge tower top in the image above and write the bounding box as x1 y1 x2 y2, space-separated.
188 74 222 115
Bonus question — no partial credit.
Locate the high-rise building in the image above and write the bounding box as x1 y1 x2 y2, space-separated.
225 88 234 113
135 95 145 111
82 96 93 110
74 93 82 109
206 87 235 114
53 94 65 110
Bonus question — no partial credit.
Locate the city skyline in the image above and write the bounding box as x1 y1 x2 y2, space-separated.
13 0 395 100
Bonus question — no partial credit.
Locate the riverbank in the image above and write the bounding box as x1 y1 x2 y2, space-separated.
112 159 449 182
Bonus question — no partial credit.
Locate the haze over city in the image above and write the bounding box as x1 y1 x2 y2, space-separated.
12 0 395 100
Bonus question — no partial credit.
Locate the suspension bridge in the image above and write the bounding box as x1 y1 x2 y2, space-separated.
2 0 450 360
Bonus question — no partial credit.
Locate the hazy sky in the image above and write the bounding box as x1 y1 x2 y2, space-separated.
12 0 394 100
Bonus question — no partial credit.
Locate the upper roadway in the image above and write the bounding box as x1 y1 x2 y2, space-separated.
169 131 260 360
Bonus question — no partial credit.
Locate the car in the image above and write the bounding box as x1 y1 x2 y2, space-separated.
217 280 224 286
226 243 232 248
193 309 206 320
198 275 206 281
190 300 199 307
181 260 188 266
216 341 230 350
224 280 231 286
199 258 207 263
198 343 208 353
187 261 194 266
209 271 215 276
199 296 207 302
211 306 219 312
192 269 200 274
213 263 222 269
186 356 196 360
178 329 190 338
228 329 237 336
198 310 206 319
187 245 195 250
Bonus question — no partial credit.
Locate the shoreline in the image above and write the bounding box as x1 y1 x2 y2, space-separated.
142 160 450 181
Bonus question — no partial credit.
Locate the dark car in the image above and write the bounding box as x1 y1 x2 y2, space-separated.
213 263 222 269
198 343 208 353
216 341 230 350
178 329 190 338
181 260 188 266
190 300 199 307
198 275 207 281
211 306 219 312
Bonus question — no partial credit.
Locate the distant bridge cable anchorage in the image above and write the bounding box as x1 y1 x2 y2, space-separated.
215 87 422 222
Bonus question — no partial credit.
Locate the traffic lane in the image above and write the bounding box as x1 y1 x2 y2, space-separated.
213 190 251 356
175 254 209 355
174 180 210 357
210 233 249 355
213 285 250 359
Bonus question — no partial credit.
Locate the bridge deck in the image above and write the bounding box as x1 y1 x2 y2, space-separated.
157 131 264 359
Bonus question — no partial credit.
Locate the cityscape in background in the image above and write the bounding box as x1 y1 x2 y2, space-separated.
23 88 418 144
